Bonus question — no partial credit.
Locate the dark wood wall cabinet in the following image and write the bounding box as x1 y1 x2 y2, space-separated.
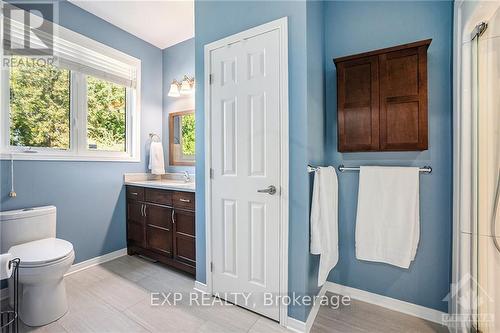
126 186 195 275
334 39 431 152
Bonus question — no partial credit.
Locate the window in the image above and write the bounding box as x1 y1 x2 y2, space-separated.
1 11 141 161
87 76 127 152
9 56 71 150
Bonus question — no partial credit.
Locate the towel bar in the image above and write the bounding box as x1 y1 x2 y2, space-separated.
307 164 432 174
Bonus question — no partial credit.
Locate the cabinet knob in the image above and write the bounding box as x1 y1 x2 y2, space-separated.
179 198 191 203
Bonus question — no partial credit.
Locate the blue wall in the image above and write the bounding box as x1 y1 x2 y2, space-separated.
194 0 314 321
305 0 325 302
324 1 453 312
307 0 325 167
162 38 196 174
0 1 163 264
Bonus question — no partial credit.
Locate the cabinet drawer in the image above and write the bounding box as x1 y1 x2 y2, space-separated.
127 186 144 201
173 192 195 210
145 188 172 206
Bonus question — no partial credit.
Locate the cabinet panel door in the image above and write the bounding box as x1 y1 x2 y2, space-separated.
337 56 380 152
146 204 172 229
379 46 428 150
146 225 173 256
173 209 195 265
127 201 145 247
145 204 173 256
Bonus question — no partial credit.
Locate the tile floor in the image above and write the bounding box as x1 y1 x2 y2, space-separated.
3 255 447 333
311 293 448 333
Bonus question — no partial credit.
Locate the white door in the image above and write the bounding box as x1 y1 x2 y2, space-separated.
209 28 282 320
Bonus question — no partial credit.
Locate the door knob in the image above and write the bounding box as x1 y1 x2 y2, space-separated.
257 185 277 195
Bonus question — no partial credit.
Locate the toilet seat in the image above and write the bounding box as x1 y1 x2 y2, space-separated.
9 237 74 268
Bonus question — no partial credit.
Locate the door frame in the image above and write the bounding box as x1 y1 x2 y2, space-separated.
203 17 289 325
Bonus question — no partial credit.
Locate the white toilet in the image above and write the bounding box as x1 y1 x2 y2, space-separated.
0 206 74 327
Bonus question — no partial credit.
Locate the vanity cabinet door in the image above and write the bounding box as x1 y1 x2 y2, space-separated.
172 209 195 266
127 200 146 248
144 204 173 256
379 45 428 150
336 55 380 152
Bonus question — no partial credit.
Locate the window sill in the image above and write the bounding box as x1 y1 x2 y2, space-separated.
0 152 141 163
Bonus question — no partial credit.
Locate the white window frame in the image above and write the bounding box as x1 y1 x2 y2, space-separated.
0 19 141 162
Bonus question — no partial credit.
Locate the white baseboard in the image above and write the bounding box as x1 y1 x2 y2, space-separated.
305 284 327 332
324 282 447 325
286 284 327 333
286 317 306 333
193 281 209 294
66 248 127 276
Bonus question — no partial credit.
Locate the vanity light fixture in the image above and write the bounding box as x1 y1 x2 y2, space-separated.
168 79 181 97
180 75 195 95
168 75 194 97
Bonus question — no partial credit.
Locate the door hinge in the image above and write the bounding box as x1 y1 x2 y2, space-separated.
210 262 213 272
209 74 214 84
210 168 214 179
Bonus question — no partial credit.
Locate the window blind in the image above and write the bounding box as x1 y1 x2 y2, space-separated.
4 15 139 88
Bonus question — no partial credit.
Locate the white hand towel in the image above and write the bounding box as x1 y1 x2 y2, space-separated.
149 141 165 175
355 166 420 268
310 166 339 286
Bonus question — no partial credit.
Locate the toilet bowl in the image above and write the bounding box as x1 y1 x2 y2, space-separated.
0 206 75 327
9 238 75 326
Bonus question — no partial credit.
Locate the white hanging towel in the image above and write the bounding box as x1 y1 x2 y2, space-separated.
148 141 165 175
355 166 420 268
310 166 339 287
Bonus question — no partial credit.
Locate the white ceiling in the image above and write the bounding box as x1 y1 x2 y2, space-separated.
69 0 194 49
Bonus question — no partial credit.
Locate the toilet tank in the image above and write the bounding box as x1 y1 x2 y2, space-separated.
0 206 56 253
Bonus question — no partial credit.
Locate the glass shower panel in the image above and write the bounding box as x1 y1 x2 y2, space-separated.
471 31 480 332
474 14 500 333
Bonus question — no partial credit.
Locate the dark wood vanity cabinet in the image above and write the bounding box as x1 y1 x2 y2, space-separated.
126 185 195 275
334 39 431 152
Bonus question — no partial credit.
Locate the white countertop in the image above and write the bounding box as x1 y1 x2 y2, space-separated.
124 179 195 192
124 173 195 192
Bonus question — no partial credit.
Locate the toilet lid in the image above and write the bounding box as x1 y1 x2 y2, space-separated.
9 238 73 267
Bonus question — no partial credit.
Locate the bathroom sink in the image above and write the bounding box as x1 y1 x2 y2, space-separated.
159 179 191 184
159 180 194 187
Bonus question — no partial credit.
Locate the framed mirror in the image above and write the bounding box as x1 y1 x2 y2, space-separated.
169 110 195 166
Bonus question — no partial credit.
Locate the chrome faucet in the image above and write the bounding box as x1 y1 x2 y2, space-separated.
183 171 191 183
